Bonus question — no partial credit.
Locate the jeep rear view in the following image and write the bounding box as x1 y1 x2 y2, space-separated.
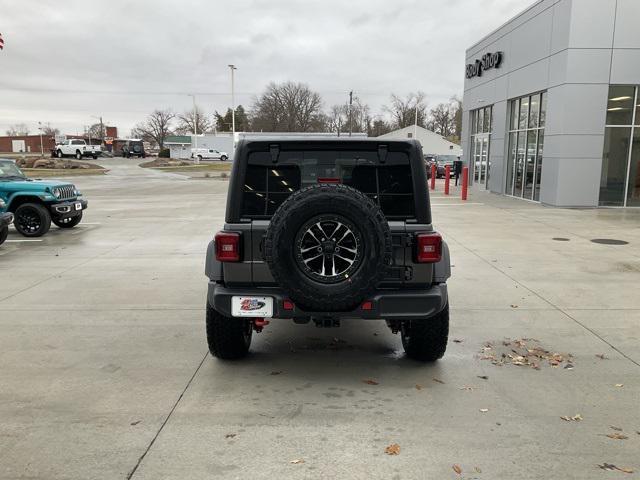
205 138 451 361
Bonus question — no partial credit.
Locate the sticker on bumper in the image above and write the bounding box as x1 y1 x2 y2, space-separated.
231 296 273 317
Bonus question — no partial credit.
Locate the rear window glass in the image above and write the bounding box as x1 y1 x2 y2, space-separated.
241 150 415 219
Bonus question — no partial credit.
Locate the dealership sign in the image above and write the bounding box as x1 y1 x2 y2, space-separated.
466 52 503 79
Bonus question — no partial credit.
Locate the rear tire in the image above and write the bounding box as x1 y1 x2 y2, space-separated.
53 212 82 229
197 155 203 162
0 226 8 245
57 150 63 159
401 303 449 361
75 151 82 160
220 155 228 161
14 203 51 237
206 302 252 359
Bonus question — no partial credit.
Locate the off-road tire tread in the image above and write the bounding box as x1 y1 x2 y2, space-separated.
14 202 51 237
264 184 392 311
52 212 82 229
402 303 449 361
206 302 251 359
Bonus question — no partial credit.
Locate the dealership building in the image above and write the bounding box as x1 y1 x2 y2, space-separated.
462 0 640 207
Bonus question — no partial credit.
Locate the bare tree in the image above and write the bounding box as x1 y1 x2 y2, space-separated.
175 106 212 135
384 92 428 130
369 118 393 137
40 123 60 136
327 97 371 135
250 81 325 132
426 98 460 139
86 123 104 141
6 123 30 136
131 109 175 149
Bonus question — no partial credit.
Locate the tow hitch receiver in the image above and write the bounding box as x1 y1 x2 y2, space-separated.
253 318 270 333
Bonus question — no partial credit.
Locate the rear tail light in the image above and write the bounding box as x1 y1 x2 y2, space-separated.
215 231 241 262
415 232 442 263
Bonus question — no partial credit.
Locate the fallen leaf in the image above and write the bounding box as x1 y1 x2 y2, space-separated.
459 385 474 391
452 464 462 475
225 433 237 439
289 459 305 464
606 433 629 440
479 408 489 413
432 378 445 384
363 379 379 385
560 416 571 422
415 384 423 390
596 354 608 360
453 339 464 343
615 384 624 388
475 466 482 473
510 304 519 308
384 443 400 455
477 375 489 380
130 420 141 426
598 463 633 474
610 425 623 431
270 371 283 375
564 363 574 370
572 414 583 421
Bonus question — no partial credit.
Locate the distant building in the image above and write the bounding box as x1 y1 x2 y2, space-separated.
377 126 462 157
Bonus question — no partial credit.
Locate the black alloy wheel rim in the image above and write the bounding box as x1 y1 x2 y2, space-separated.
294 214 364 284
17 207 41 234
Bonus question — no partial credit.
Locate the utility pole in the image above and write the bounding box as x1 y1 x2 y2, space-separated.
414 103 418 139
99 116 104 143
348 91 353 137
228 64 237 137
189 94 198 163
37 122 44 157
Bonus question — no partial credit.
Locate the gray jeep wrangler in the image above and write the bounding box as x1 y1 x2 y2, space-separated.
205 138 451 361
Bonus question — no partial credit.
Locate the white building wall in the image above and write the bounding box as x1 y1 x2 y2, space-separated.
462 0 640 207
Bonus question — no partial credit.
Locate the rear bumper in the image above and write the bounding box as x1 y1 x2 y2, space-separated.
208 282 448 320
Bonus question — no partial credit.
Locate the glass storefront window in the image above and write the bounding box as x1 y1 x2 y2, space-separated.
506 91 546 201
626 129 640 206
600 127 632 206
606 86 635 126
470 106 493 188
600 85 640 207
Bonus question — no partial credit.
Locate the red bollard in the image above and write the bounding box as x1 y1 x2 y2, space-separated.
430 163 436 190
444 165 451 195
461 166 469 201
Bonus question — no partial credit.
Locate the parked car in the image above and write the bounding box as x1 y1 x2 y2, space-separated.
191 148 229 161
205 138 451 361
0 209 13 246
434 155 458 178
0 158 88 237
122 139 146 158
54 139 101 160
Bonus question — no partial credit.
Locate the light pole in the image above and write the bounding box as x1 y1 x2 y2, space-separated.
188 94 199 163
414 99 419 138
37 122 44 157
348 91 353 137
228 64 237 137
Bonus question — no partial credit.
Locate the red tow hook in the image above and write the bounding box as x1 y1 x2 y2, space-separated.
253 318 270 333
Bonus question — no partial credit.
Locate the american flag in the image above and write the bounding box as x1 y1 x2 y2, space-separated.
0 33 4 50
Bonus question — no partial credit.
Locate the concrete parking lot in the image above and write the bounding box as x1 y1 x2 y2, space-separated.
1 158 639 479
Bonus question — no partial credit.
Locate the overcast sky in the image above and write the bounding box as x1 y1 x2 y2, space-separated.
0 0 531 136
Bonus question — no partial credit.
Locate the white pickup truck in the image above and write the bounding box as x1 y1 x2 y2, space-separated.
191 148 229 161
54 139 102 160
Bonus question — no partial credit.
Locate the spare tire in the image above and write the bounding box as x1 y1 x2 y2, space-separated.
264 184 392 312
